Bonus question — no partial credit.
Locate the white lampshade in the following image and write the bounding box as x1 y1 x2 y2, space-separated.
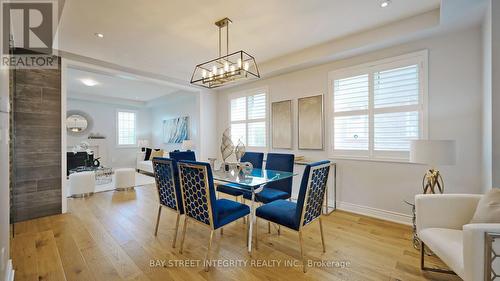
182 140 194 150
410 140 456 166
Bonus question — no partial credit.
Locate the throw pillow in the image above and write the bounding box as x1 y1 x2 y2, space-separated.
143 148 152 160
470 188 500 223
149 149 164 160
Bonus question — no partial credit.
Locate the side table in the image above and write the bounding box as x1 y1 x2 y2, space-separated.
404 200 432 255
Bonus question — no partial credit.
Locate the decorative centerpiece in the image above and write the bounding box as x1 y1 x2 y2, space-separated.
235 139 246 162
220 128 234 171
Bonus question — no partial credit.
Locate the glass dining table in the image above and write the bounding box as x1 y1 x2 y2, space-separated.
212 167 297 253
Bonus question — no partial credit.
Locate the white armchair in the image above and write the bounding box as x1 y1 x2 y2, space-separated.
415 194 500 281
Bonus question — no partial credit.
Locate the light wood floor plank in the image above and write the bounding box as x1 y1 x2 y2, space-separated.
11 184 462 281
35 231 67 281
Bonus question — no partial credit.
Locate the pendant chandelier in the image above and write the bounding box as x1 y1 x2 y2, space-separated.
191 17 260 88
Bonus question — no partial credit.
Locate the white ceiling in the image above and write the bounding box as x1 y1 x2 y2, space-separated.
57 0 441 84
67 67 179 102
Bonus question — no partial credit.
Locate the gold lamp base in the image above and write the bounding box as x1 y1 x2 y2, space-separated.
422 168 444 194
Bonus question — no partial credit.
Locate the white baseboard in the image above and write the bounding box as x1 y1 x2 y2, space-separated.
5 260 14 281
336 201 412 226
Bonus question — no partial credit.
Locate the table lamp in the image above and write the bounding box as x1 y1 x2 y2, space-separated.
410 140 456 194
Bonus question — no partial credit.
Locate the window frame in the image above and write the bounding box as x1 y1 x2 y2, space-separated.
227 87 269 149
328 50 429 162
116 109 138 148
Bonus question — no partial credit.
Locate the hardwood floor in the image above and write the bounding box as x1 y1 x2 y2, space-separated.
11 184 462 281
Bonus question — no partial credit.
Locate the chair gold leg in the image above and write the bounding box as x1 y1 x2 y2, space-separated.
420 240 456 275
268 221 271 234
319 217 326 253
246 216 249 246
205 230 214 272
172 213 181 248
255 217 259 250
241 196 246 224
299 231 307 273
179 217 188 254
154 205 162 236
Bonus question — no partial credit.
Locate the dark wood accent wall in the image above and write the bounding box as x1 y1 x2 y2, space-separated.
12 59 62 222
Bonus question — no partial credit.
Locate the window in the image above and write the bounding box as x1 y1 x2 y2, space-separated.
229 89 267 147
330 51 427 160
117 110 137 146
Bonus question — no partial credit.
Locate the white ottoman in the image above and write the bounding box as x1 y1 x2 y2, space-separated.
69 171 95 198
114 168 136 191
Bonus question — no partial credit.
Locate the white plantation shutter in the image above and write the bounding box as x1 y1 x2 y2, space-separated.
374 65 419 108
247 93 266 119
331 52 427 160
117 111 137 146
374 111 419 151
334 115 369 150
230 97 246 121
230 90 267 147
373 64 420 152
334 74 369 112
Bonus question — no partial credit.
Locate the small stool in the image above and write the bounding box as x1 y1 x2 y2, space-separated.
114 168 136 191
69 171 95 198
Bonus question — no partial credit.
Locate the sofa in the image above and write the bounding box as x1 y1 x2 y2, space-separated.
136 151 167 174
416 194 500 281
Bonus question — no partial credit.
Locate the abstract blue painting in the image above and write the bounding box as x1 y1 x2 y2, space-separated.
163 116 189 143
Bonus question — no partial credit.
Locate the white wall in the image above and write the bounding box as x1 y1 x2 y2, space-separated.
198 91 218 161
67 98 152 168
482 0 493 192
150 93 200 154
492 0 500 187
0 66 11 281
216 26 483 221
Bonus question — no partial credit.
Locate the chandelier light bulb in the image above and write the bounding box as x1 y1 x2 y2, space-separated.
244 62 250 71
202 69 207 78
237 58 242 69
212 65 217 74
230 65 235 74
224 62 229 72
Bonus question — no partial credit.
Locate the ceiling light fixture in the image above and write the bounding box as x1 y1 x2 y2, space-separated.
191 17 260 88
94 33 104 38
80 78 99 87
380 0 391 8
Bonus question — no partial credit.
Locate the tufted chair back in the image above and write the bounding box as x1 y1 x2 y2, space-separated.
240 152 264 169
177 160 217 228
264 153 295 195
169 150 196 161
152 157 184 214
296 161 330 228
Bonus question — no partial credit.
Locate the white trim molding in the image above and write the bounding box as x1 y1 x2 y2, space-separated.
4 259 14 281
336 201 412 225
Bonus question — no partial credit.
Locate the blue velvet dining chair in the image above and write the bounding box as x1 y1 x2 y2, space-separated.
152 157 184 248
216 152 264 200
177 160 250 271
242 153 294 232
255 160 330 272
169 150 196 161
243 153 295 203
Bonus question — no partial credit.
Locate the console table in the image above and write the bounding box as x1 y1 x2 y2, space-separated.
69 166 113 185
